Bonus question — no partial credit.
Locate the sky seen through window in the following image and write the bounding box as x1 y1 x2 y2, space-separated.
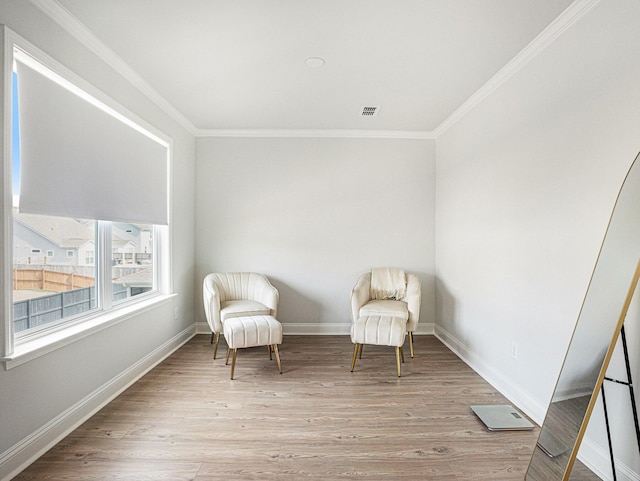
12 70 20 201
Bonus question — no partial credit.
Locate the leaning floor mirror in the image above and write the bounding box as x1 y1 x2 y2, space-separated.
525 151 640 481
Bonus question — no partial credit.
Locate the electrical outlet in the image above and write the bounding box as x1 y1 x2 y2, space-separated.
174 307 179 320
511 342 518 360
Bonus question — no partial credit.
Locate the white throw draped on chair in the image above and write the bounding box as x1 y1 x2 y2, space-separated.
370 267 406 300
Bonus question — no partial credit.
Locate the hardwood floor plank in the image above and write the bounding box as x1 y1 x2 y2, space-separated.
12 335 600 480
196 457 458 480
13 460 201 481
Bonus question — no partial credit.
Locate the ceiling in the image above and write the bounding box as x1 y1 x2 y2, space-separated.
53 0 574 135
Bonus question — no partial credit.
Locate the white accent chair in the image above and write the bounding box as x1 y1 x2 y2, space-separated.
203 272 279 360
350 268 421 358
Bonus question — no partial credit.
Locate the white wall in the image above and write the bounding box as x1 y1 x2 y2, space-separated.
0 2 196 479
435 0 640 478
195 136 435 334
5 0 639 479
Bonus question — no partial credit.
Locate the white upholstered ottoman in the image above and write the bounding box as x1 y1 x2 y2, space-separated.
350 315 407 377
223 315 283 379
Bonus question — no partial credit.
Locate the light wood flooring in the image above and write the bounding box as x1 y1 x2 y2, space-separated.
13 335 601 480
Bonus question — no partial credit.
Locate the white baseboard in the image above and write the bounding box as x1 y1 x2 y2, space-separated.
578 435 639 481
6 319 630 481
434 324 547 425
0 325 196 481
195 321 211 335
283 323 351 335
196 321 435 336
434 324 640 481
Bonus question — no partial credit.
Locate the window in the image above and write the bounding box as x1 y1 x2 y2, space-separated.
3 30 171 358
112 223 154 302
13 215 98 333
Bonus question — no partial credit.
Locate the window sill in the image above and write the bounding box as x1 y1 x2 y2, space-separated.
2 293 177 370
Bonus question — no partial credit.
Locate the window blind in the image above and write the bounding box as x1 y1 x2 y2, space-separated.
15 55 168 225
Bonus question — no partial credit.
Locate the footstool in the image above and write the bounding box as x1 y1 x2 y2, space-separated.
350 315 407 377
223 315 283 379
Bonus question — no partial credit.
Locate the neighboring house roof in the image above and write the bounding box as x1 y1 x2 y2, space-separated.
13 209 94 249
13 209 136 250
112 238 136 249
114 268 152 287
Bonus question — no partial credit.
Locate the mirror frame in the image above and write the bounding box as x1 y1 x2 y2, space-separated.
526 153 640 480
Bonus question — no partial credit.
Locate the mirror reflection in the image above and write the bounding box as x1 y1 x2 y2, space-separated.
526 152 640 481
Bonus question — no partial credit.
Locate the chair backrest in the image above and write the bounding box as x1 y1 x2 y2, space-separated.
403 272 421 331
208 272 275 304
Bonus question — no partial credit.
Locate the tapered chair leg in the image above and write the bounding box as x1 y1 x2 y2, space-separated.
225 347 231 365
230 348 237 379
351 344 359 372
213 332 220 359
395 346 402 377
210 332 214 344
409 331 414 358
273 345 282 373
358 343 364 359
268 345 273 360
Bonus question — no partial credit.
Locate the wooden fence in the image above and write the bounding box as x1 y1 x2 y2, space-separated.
13 269 94 292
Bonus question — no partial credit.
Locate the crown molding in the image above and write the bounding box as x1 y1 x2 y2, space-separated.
29 0 198 136
29 0 434 141
195 129 436 140
432 0 602 139
30 0 599 142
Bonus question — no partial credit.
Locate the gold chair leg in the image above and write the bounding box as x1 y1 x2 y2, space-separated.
213 332 220 359
351 344 359 372
409 331 414 358
268 345 273 360
230 348 237 379
210 332 214 344
358 343 364 359
273 344 282 374
396 346 402 377
400 346 405 363
225 347 231 365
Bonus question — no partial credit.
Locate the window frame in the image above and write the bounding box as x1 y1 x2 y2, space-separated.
1 27 173 369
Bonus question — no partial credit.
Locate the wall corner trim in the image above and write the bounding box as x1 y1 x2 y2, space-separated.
431 0 602 138
197 321 434 337
28 0 601 141
28 0 197 136
194 129 436 140
434 324 546 425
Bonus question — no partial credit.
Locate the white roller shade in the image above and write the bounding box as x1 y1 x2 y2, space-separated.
15 55 168 225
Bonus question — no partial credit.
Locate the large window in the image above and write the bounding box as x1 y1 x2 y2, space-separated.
11 213 159 335
12 212 98 333
3 30 171 354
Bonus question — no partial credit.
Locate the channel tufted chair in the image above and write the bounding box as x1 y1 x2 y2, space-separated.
350 268 421 358
203 272 279 360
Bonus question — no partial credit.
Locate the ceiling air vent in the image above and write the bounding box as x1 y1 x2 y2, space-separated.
361 106 380 117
